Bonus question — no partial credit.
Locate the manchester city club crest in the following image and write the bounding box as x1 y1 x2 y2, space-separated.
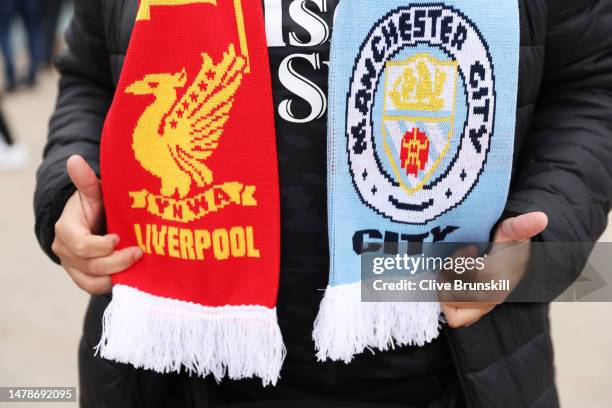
382 53 458 195
347 5 495 224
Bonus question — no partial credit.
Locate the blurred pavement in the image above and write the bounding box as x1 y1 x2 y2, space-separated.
0 68 611 408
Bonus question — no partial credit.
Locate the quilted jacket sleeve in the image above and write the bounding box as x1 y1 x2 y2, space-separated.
34 0 114 263
506 0 612 300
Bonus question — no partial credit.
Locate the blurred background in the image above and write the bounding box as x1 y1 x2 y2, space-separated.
0 2 610 407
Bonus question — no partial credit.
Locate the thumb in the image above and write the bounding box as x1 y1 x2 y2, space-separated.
67 155 102 204
494 212 548 243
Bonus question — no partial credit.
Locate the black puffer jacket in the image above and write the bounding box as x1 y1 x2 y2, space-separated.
35 1 612 407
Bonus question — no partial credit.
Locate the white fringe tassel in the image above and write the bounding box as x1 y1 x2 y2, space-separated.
313 282 442 363
95 285 286 386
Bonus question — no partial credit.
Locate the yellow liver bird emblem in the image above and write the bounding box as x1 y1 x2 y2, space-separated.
126 44 247 199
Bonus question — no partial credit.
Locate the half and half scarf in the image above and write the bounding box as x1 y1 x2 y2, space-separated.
96 0 519 385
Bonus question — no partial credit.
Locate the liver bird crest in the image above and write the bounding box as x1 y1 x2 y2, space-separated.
126 44 247 199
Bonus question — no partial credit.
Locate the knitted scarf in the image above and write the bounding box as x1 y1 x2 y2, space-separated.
313 0 519 362
96 0 519 386
97 0 283 385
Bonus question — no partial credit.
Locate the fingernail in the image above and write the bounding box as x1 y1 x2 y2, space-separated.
134 248 144 261
107 234 120 245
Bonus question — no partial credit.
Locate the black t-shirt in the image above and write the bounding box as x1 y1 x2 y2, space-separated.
217 2 458 406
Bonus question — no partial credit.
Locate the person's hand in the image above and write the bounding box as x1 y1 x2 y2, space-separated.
441 212 548 328
51 155 142 295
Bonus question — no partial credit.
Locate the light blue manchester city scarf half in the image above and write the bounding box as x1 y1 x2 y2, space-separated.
313 1 520 362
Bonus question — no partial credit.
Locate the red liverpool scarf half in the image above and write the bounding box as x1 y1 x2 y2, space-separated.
96 0 283 385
